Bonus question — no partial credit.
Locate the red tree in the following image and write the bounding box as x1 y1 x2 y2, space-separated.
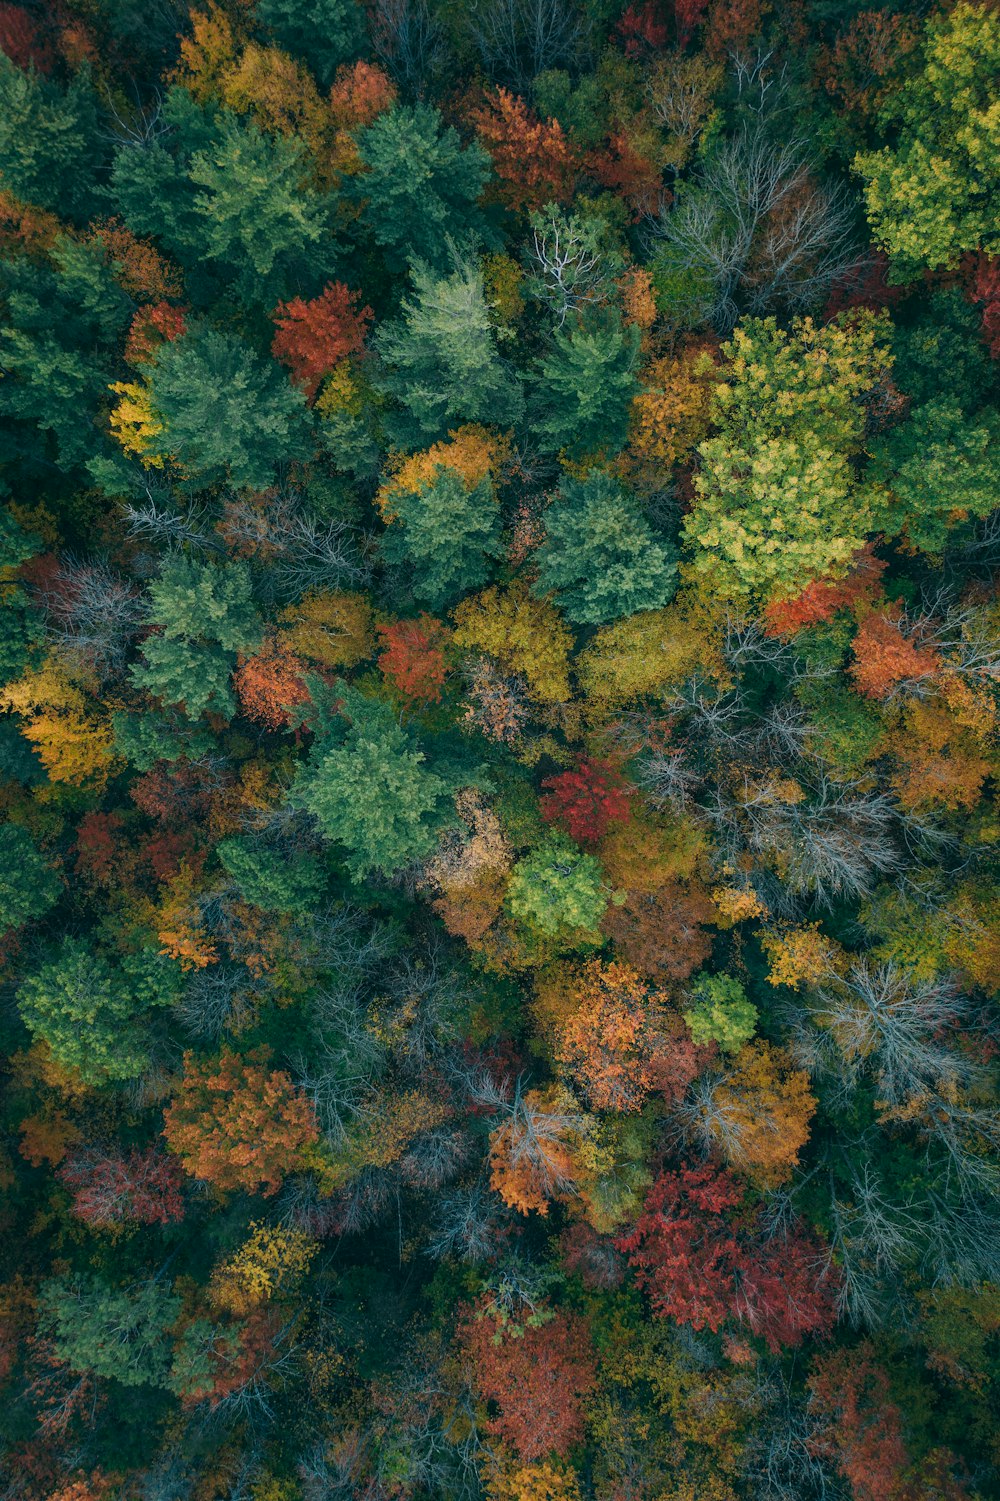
124 301 187 367
808 1344 910 1501
233 641 311 728
967 252 1000 360
58 1147 185 1227
850 614 940 699
762 545 886 638
271 282 373 399
616 2 669 57
377 615 450 704
460 1305 598 1460
540 757 631 847
0 5 53 71
618 1164 837 1352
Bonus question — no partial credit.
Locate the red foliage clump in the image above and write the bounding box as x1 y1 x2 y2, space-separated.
618 1163 838 1352
850 613 941 699
587 130 664 217
675 0 710 49
540 757 631 847
600 880 715 981
0 4 53 71
762 545 887 637
460 1305 598 1460
966 252 1000 360
58 1147 185 1227
124 301 188 366
75 811 125 886
808 1343 910 1501
824 252 906 319
233 641 311 728
377 614 450 703
617 2 669 57
271 281 373 400
468 88 579 213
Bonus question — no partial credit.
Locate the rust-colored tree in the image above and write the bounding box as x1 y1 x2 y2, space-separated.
57 1147 185 1228
271 281 373 399
808 1344 910 1501
461 1304 598 1460
468 88 579 213
377 614 450 704
163 1047 320 1196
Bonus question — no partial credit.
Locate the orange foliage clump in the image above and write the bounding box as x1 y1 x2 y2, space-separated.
18 1111 80 1169
163 1047 320 1196
0 190 61 255
554 959 698 1111
587 127 664 217
91 220 183 302
377 614 450 703
123 301 188 366
271 282 373 400
763 545 886 638
233 640 310 728
328 59 398 128
468 88 579 213
376 425 498 519
461 1305 598 1461
890 698 992 814
488 1086 584 1216
808 1343 910 1501
701 1041 816 1189
628 342 718 479
850 613 941 699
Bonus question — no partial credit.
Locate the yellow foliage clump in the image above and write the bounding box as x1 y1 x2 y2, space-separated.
108 380 168 468
452 581 574 704
761 924 843 989
376 425 499 520
210 1221 318 1314
0 656 118 788
576 590 729 713
711 885 769 927
484 1458 582 1501
627 342 717 475
276 590 374 668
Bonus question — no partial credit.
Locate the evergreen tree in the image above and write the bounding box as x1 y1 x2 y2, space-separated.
530 311 640 458
381 470 502 609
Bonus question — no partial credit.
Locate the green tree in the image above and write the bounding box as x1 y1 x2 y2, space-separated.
683 315 891 602
373 256 524 447
38 1276 181 1390
352 103 492 271
0 825 59 935
290 680 470 879
131 557 262 721
0 236 131 473
146 326 312 489
507 834 609 938
854 3 1000 278
217 836 325 914
530 311 639 458
381 470 502 609
0 54 103 221
255 0 367 88
16 941 183 1085
684 973 758 1053
872 398 1000 558
532 469 678 625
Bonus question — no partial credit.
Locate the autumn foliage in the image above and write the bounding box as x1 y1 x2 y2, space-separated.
271 282 373 399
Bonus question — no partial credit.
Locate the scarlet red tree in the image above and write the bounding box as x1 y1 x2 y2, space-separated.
540 757 631 847
271 282 373 399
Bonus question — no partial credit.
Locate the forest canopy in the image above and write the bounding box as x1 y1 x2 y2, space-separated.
0 2 999 1500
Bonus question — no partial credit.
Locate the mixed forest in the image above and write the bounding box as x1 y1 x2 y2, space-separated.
1 0 999 1497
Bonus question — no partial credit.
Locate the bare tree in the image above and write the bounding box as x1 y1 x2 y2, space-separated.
39 556 144 680
647 121 857 332
525 205 611 327
468 0 589 90
427 1181 511 1262
370 0 446 94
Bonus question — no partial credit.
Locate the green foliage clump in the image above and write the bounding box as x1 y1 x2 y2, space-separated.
684 973 758 1053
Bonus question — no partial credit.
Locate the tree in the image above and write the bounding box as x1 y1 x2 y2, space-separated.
164 1047 320 1196
540 757 631 847
351 102 493 271
854 4 1000 278
145 325 312 489
554 960 697 1112
233 640 311 727
681 1041 816 1189
0 824 59 935
289 679 469 879
451 580 573 703
808 1344 910 1501
601 879 716 982
532 469 678 623
683 973 757 1053
255 0 367 88
850 614 941 699
58 1148 185 1228
469 89 578 213
683 314 892 602
16 942 183 1085
507 835 609 939
38 1276 181 1390
380 467 502 609
373 255 524 446
0 54 102 221
488 1084 588 1215
461 1305 597 1460
216 837 325 915
530 312 640 458
271 281 373 400
377 615 450 703
524 202 622 329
